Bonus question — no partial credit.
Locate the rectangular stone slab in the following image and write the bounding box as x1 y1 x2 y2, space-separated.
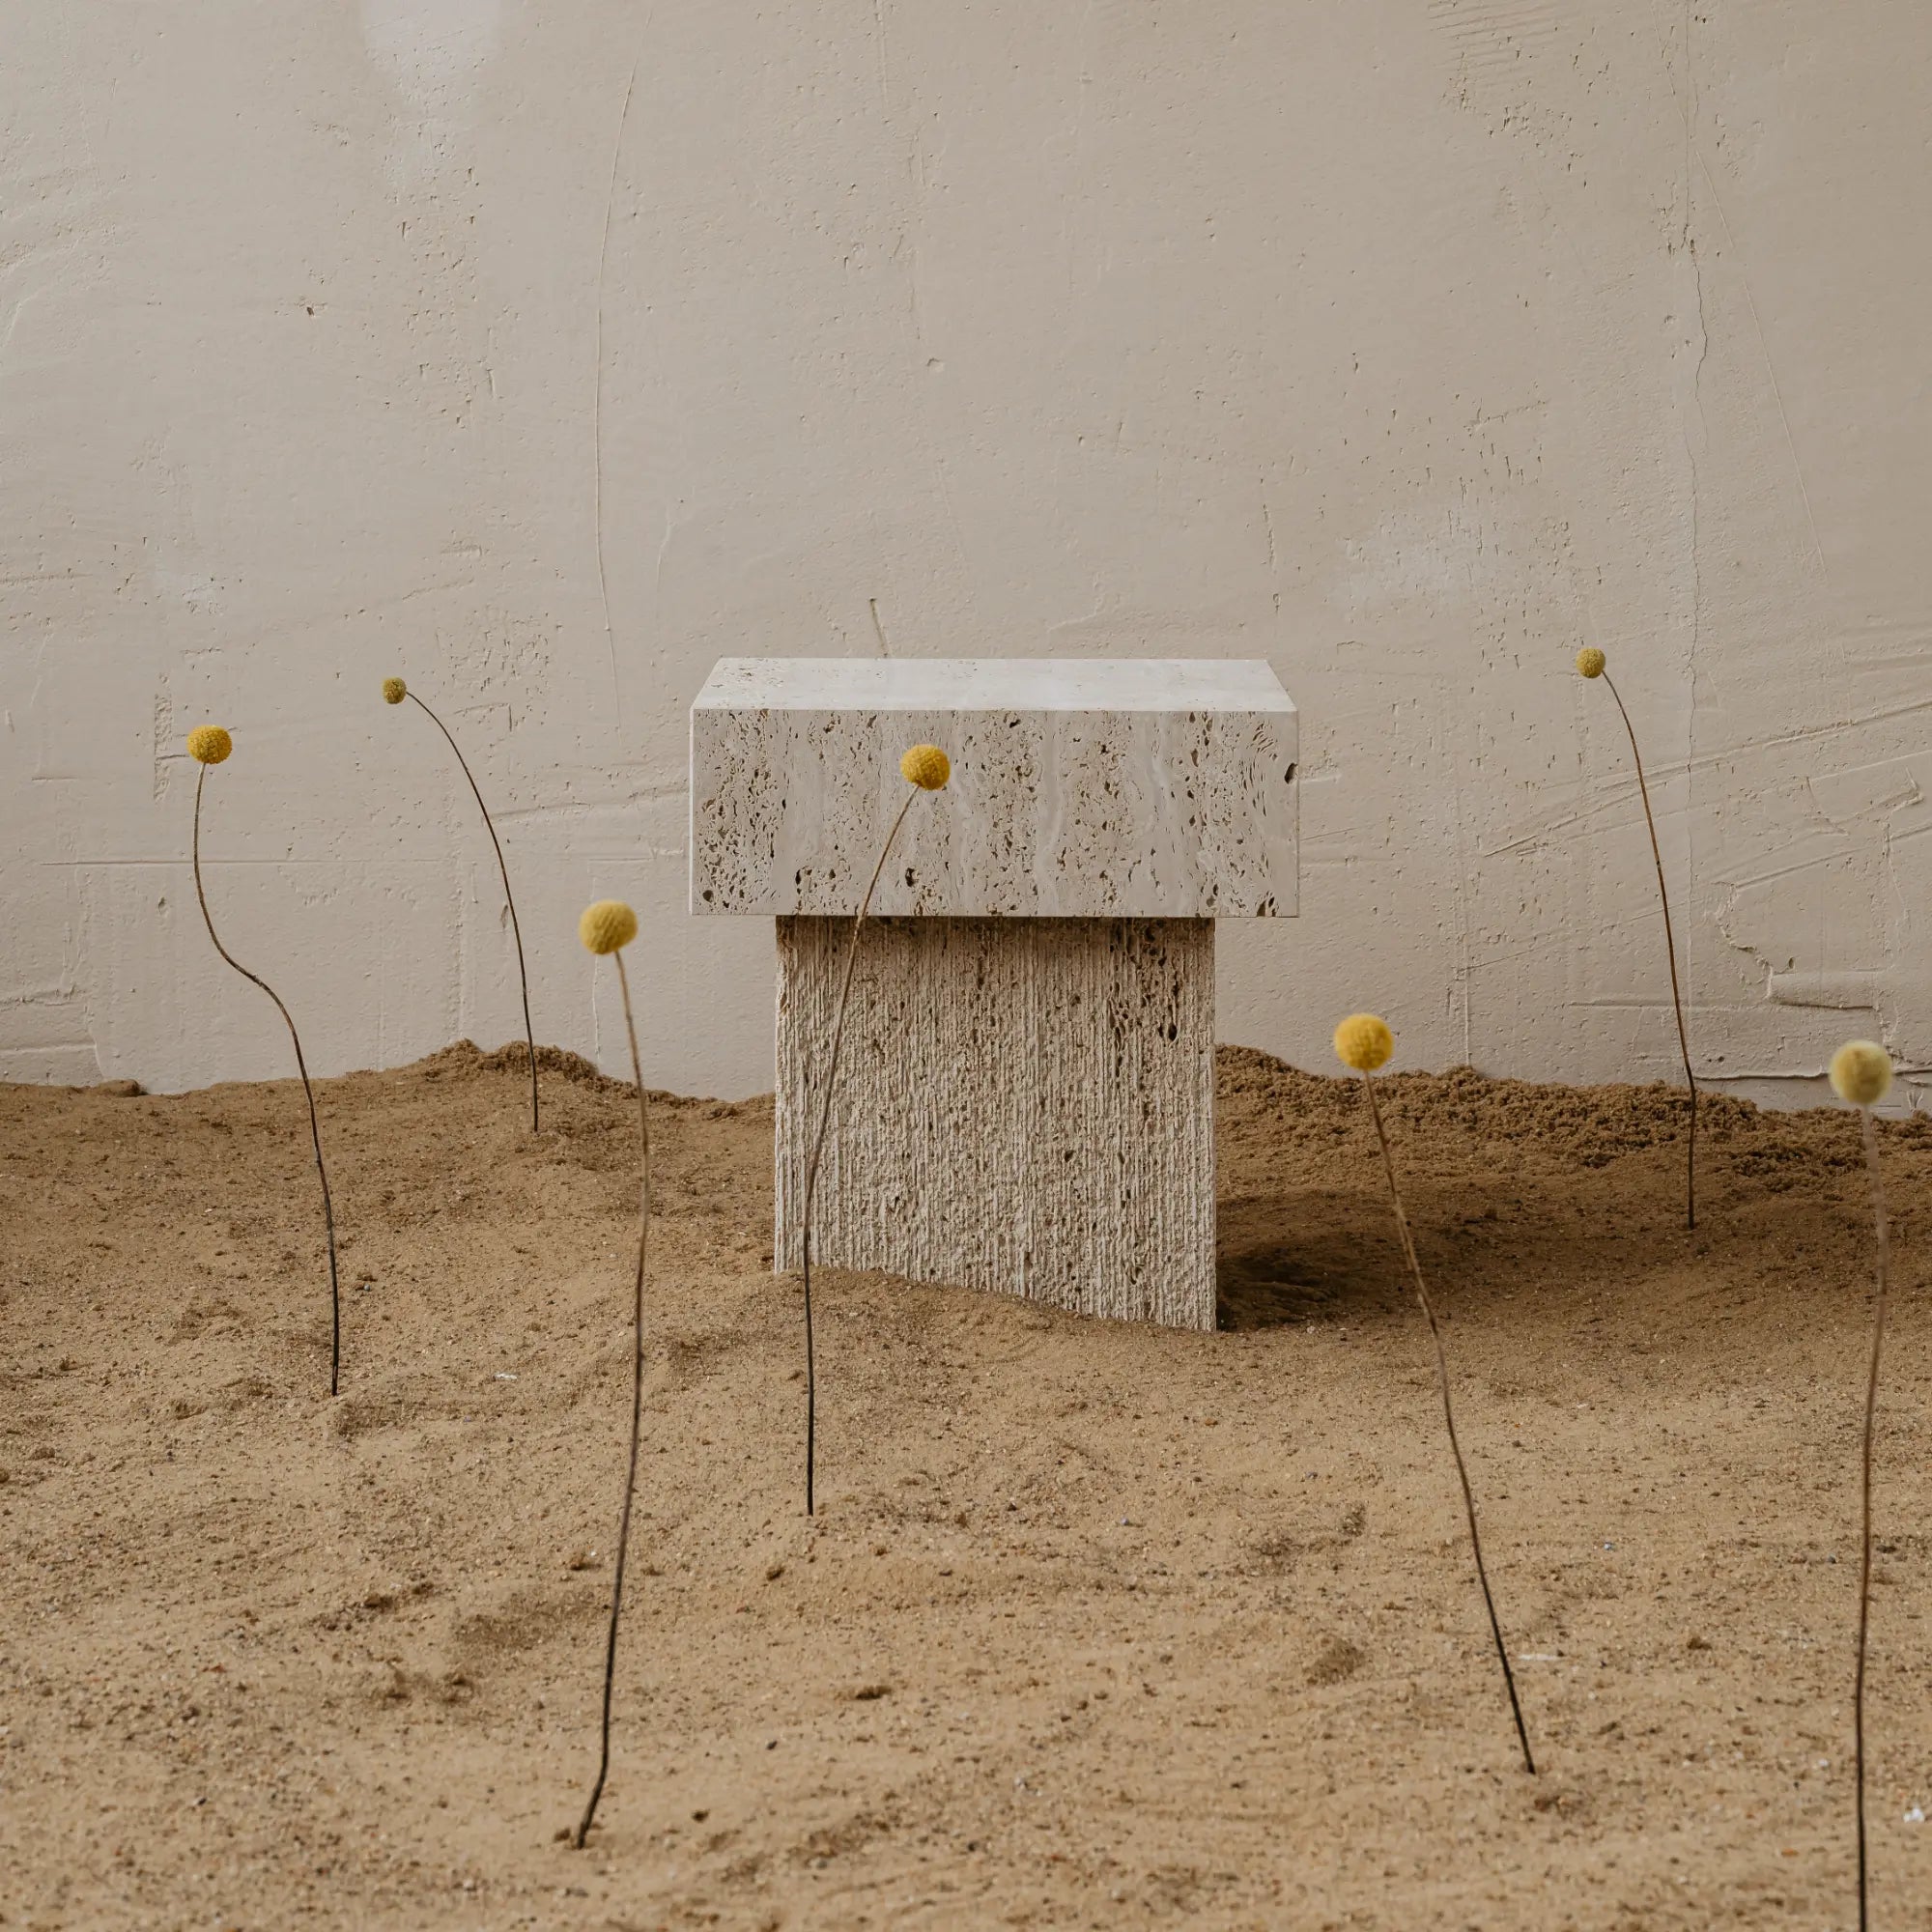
691 657 1295 918
775 915 1216 1329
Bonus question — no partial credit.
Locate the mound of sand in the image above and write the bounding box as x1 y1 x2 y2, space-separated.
2 1045 1928 1927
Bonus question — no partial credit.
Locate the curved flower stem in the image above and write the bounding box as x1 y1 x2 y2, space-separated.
1853 1105 1890 1932
408 691 540 1133
1361 1073 1535 1775
191 765 343 1396
799 787 923 1518
575 950 652 1849
1603 672 1697 1229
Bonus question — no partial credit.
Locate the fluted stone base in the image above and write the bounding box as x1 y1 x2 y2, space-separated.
775 915 1216 1330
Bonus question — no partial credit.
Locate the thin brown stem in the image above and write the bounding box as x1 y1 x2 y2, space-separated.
408 691 540 1133
574 949 651 1849
1853 1105 1890 1932
191 765 342 1396
799 787 923 1518
1604 672 1697 1229
1362 1074 1535 1775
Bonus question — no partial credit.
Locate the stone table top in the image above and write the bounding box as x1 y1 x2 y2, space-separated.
689 656 1297 920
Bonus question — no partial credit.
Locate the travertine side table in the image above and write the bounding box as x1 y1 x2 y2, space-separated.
690 658 1297 1331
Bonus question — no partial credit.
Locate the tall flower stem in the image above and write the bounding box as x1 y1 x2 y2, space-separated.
1360 1073 1535 1776
408 691 540 1133
799 787 922 1518
575 949 651 1849
1853 1104 1891 1932
191 764 343 1396
1603 671 1698 1229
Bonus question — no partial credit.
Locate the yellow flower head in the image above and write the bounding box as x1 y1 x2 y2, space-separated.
382 677 408 704
1830 1039 1892 1108
579 899 639 955
1333 1013 1394 1073
899 744 951 790
186 724 233 765
1576 647 1606 679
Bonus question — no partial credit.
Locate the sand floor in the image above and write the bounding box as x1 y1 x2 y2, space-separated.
3 1042 1930 1930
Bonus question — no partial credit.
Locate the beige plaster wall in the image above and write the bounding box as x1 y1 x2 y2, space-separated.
5 2 1928 1107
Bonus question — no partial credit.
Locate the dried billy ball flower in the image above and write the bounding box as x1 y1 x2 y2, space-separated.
1830 1039 1893 1108
899 744 951 790
382 677 407 704
579 899 639 956
1576 647 1606 679
1333 1012 1395 1074
186 725 233 765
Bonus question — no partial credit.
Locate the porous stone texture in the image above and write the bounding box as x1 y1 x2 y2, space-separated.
692 658 1296 920
776 914 1216 1330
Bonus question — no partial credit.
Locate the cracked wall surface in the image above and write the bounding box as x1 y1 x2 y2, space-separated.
3 2 1927 1108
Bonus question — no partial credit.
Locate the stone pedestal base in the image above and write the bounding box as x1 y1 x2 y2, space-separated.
775 916 1216 1330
